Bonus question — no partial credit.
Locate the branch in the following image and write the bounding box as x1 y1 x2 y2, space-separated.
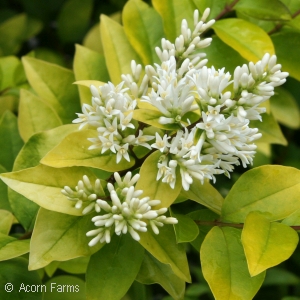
268 9 300 35
18 231 32 240
215 0 240 21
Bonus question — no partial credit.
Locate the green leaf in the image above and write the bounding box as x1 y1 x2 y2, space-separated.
0 257 42 300
0 56 21 90
170 210 199 243
41 130 135 172
58 256 89 274
251 113 287 145
74 44 109 105
123 0 164 65
136 151 181 208
181 180 223 214
0 94 19 117
191 0 227 19
263 268 300 286
241 211 299 276
29 208 103 270
0 14 26 55
213 18 275 62
57 0 93 44
270 87 300 129
203 36 247 74
100 14 142 84
43 275 85 300
200 226 265 300
152 0 194 42
234 0 291 21
0 233 30 261
0 110 24 171
271 29 300 81
222 165 300 223
15 124 78 171
187 209 219 251
1 164 104 216
22 56 81 124
139 225 191 283
86 234 144 300
133 109 181 130
0 210 13 234
136 251 185 300
18 89 62 142
0 165 11 212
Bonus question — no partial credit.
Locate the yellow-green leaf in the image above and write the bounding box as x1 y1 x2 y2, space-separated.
133 109 181 130
222 165 300 223
242 211 299 276
0 233 30 261
22 56 81 124
181 180 223 214
29 208 103 270
201 226 265 300
136 151 181 208
100 14 142 84
136 251 185 300
74 44 109 105
0 164 104 216
0 210 14 234
41 130 135 172
123 0 164 65
251 113 287 145
152 0 194 42
213 18 274 62
18 89 62 142
139 225 191 283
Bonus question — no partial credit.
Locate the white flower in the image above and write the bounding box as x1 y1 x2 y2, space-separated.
61 175 102 214
119 112 135 131
86 172 178 245
151 133 170 152
135 130 154 149
115 143 130 163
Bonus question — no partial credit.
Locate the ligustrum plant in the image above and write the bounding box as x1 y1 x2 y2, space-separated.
1 0 300 299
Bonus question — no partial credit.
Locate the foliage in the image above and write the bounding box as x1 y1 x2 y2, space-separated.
0 0 300 300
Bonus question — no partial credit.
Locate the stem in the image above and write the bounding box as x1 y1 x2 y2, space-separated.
195 220 300 231
18 231 32 240
215 0 240 21
268 9 300 35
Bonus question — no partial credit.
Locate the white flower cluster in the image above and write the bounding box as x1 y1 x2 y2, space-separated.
87 172 177 245
73 82 154 163
61 173 177 245
73 8 288 192
61 175 103 214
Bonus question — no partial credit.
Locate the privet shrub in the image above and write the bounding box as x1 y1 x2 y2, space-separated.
1 1 300 300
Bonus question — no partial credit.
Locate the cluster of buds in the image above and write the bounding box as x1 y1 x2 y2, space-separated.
62 172 177 245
